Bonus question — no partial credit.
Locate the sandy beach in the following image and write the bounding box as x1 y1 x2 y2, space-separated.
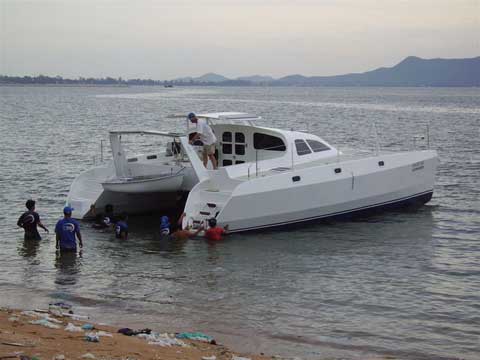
0 307 270 360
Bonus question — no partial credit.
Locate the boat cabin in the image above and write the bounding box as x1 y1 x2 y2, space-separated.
188 112 338 175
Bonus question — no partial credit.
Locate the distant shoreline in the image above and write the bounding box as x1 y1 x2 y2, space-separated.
1 83 479 88
0 83 129 87
2 56 480 87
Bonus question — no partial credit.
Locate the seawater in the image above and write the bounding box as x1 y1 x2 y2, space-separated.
0 86 479 360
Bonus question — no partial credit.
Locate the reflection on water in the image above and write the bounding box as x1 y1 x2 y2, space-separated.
0 86 479 360
54 251 82 285
18 238 41 258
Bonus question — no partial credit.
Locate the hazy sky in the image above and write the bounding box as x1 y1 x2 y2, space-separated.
1 0 479 79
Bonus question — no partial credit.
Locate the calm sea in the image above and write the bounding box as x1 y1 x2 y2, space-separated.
0 86 479 360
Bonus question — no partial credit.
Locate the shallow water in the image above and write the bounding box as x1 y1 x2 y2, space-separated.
0 86 479 359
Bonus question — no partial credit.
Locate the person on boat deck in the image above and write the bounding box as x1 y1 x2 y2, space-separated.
17 199 49 240
204 218 229 241
115 213 129 240
187 112 218 169
160 215 171 236
55 206 82 252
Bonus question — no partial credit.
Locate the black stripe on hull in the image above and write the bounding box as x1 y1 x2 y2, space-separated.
230 190 434 233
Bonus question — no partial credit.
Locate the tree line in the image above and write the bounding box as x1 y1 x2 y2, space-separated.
0 75 172 86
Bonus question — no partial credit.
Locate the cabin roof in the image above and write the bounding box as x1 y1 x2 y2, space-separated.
197 112 261 121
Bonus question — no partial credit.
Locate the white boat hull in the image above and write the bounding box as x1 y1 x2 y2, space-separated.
184 150 438 232
102 173 184 193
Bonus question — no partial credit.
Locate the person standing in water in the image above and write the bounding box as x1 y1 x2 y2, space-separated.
17 199 49 240
114 213 129 240
204 218 229 241
160 216 171 236
55 206 83 252
188 112 218 169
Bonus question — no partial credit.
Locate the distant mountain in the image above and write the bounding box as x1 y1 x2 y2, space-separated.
3 56 478 87
274 56 480 87
194 73 230 83
236 75 275 83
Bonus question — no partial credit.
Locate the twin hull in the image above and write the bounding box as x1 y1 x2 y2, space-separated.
198 150 438 232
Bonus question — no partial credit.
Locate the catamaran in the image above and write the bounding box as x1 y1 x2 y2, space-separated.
66 112 437 232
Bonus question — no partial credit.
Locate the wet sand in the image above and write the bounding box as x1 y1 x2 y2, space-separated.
0 308 269 360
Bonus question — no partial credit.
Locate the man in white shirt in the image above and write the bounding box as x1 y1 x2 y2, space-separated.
188 112 218 169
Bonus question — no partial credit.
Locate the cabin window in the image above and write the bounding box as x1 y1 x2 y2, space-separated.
235 132 245 143
235 160 245 164
222 132 232 142
295 139 312 155
306 139 330 152
253 133 286 151
235 144 245 155
223 143 232 154
223 159 233 166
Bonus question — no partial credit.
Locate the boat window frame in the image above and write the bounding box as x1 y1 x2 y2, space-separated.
253 133 286 151
295 139 312 156
306 139 330 152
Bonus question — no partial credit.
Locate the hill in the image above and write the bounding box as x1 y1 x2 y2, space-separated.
274 56 480 87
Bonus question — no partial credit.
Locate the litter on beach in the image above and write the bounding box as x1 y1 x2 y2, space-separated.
80 353 96 359
117 327 151 336
65 322 83 332
85 332 100 342
137 332 187 347
175 332 215 343
29 319 61 329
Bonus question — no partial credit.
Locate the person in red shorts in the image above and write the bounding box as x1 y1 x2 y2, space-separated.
204 218 229 241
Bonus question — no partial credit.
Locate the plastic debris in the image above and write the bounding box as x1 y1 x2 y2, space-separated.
50 302 72 310
202 356 217 360
232 356 251 360
43 315 62 324
81 324 95 330
84 333 100 342
1 341 29 347
118 328 135 336
48 306 63 317
54 355 65 360
8 316 20 322
96 331 112 337
136 332 187 347
29 319 60 329
63 313 89 320
65 323 84 332
118 327 151 336
80 354 96 359
175 332 215 343
21 310 42 317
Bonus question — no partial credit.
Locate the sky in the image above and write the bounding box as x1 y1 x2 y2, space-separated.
1 0 479 79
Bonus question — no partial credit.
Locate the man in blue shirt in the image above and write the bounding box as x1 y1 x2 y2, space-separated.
55 206 83 252
114 213 128 240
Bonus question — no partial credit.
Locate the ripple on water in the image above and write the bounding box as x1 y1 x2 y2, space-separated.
0 86 479 360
